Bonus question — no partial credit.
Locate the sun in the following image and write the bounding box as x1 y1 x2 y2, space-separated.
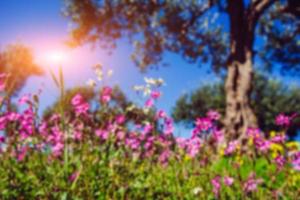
45 50 69 65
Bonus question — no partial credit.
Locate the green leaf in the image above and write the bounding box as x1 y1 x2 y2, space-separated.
59 66 64 90
50 69 60 88
60 192 68 200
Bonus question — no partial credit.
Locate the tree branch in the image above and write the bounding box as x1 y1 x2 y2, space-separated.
251 0 277 21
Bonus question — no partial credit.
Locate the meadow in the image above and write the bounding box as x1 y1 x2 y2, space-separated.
0 68 299 199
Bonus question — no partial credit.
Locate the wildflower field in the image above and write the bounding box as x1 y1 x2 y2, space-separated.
2 0 300 199
0 69 299 200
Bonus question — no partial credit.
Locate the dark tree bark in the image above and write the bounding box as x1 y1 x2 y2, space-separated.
224 0 276 139
224 0 257 139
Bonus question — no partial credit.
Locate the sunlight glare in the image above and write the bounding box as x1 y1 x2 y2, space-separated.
44 50 69 67
48 51 67 63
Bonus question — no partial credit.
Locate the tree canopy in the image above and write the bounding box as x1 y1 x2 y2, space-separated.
0 43 43 96
64 0 300 73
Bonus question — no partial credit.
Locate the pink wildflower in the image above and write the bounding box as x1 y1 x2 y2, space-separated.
151 90 161 99
243 173 263 193
18 94 31 105
17 146 28 161
73 131 82 141
49 126 64 143
186 138 201 158
211 176 221 197
274 155 285 170
116 131 126 140
163 117 174 136
254 138 270 152
247 127 261 138
0 116 7 130
156 110 167 119
95 129 109 140
100 86 112 104
291 151 300 171
50 114 61 123
270 134 286 143
69 171 79 182
207 110 221 121
115 114 126 124
7 112 20 121
125 137 140 150
145 98 154 108
176 137 187 149
144 139 154 150
71 94 90 116
52 142 64 157
76 103 90 116
0 136 5 143
158 150 171 165
275 114 290 127
142 124 153 135
224 140 239 155
195 117 213 132
38 122 48 137
212 129 224 144
71 94 83 106
224 176 234 186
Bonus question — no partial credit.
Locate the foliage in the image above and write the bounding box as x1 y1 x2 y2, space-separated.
257 0 300 73
0 43 43 96
63 0 300 73
0 71 300 199
172 73 300 139
172 83 225 125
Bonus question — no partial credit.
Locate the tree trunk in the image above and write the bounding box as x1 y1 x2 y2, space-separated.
224 51 257 139
224 0 259 139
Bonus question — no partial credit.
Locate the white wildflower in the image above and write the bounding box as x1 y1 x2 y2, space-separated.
126 104 136 111
107 69 113 77
133 85 144 91
144 77 156 85
156 78 165 86
86 79 96 87
95 69 103 81
143 107 150 114
143 86 151 96
192 187 203 195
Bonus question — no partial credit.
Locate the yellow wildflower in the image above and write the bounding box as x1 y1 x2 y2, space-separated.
270 130 277 137
286 141 300 151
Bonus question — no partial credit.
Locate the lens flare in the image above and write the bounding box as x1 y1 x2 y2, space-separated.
46 50 68 65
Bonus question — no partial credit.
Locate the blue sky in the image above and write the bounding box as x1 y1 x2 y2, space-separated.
1 0 300 137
